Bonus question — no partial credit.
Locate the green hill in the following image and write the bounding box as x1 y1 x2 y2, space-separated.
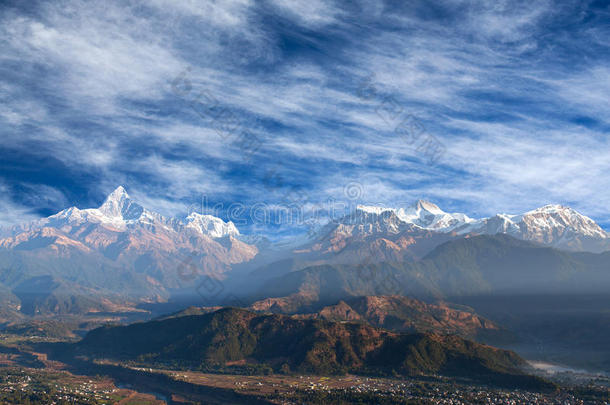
76 307 553 390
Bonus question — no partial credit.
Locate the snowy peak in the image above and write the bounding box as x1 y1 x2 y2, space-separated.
0 187 259 294
93 187 240 238
184 212 239 238
345 202 472 235
355 205 394 216
458 204 607 240
397 200 473 232
44 188 145 230
14 186 244 240
105 185 129 201
351 202 472 232
526 204 566 214
407 200 445 216
342 201 608 252
98 186 144 220
356 200 446 218
521 204 603 233
519 204 606 239
341 205 409 235
448 204 608 251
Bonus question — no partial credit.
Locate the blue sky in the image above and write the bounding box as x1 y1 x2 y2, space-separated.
1 0 609 234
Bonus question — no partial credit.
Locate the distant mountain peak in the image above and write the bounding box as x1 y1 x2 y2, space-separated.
184 212 239 238
454 204 608 251
0 186 258 299
98 186 143 220
13 186 242 240
356 201 446 217
98 186 130 208
408 200 445 215
350 201 472 233
108 185 129 198
526 204 567 214
331 200 608 252
355 205 393 215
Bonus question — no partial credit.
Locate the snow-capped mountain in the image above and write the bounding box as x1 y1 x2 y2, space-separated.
1 188 608 317
97 186 146 222
183 212 239 238
356 200 476 233
0 187 257 312
12 186 240 239
455 204 609 252
334 201 609 252
293 202 457 265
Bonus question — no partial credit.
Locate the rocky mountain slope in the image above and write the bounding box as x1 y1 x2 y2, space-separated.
154 295 507 342
294 295 506 341
249 235 610 312
293 207 457 262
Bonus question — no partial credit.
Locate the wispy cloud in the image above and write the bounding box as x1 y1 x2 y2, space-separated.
266 0 343 27
0 182 61 228
1 0 609 232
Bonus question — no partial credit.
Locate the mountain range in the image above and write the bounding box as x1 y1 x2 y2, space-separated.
247 234 610 314
0 187 257 316
353 200 608 241
315 200 609 254
0 186 608 318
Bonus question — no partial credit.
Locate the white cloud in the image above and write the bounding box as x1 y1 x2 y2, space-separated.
0 183 43 228
1 0 609 231
147 0 254 27
2 4 183 115
552 66 610 116
267 0 343 27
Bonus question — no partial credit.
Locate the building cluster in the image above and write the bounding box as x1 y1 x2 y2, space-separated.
0 371 119 404
285 375 603 404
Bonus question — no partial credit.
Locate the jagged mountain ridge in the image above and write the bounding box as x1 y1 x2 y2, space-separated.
261 295 506 341
7 186 241 239
0 187 258 313
277 200 608 282
1 187 608 317
156 295 506 342
319 200 609 253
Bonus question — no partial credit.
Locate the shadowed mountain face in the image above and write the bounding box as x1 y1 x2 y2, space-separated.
249 235 610 312
241 203 610 294
11 275 108 316
76 307 550 389
449 293 610 373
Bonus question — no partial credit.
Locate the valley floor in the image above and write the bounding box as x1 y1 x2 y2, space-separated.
0 335 608 405
124 368 610 404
